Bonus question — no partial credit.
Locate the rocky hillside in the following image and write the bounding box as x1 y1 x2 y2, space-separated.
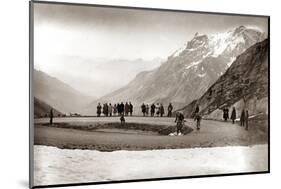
181 39 268 119
34 97 62 118
86 26 266 114
34 69 93 114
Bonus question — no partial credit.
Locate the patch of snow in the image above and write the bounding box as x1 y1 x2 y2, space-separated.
172 43 187 57
34 144 268 186
185 51 212 70
209 31 234 57
249 113 264 119
244 25 264 33
208 26 255 58
185 60 202 70
198 73 206 78
227 57 237 67
228 36 245 51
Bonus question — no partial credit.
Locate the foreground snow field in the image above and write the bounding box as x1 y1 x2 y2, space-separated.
34 145 268 186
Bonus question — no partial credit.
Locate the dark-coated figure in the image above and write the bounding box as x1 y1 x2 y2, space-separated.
120 113 125 125
175 112 185 135
167 103 173 117
103 103 109 117
141 103 146 117
194 113 202 131
160 104 164 117
120 102 125 114
124 102 129 116
146 104 149 116
195 105 199 114
240 109 245 127
97 103 102 117
117 103 121 115
129 102 133 116
150 104 155 117
223 108 229 121
49 108 53 125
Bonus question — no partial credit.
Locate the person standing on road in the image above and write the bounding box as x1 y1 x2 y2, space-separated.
146 104 149 116
167 103 173 117
120 113 125 126
175 111 185 135
150 103 155 117
129 102 133 116
120 102 125 115
108 103 113 117
192 104 200 118
160 104 165 117
141 103 146 116
117 103 121 116
124 102 129 116
240 109 245 127
226 108 229 120
156 103 160 117
231 107 236 124
194 113 202 131
49 108 53 125
223 108 229 121
245 110 249 130
97 103 102 117
113 104 117 116
105 103 109 117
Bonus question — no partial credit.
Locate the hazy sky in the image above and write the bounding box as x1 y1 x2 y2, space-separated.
33 2 268 97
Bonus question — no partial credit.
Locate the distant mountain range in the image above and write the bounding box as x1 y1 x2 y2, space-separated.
181 38 268 119
35 56 164 98
34 69 93 114
85 26 266 114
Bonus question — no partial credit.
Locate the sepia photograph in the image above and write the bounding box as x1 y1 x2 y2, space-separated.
30 1 269 187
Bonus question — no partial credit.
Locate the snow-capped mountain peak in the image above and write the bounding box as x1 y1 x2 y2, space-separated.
171 25 265 63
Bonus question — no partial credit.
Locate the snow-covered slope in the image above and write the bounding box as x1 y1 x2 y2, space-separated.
85 26 266 114
34 144 268 186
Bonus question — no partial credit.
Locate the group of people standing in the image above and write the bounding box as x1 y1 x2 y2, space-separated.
223 107 249 130
97 102 174 117
141 103 173 117
96 102 133 117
